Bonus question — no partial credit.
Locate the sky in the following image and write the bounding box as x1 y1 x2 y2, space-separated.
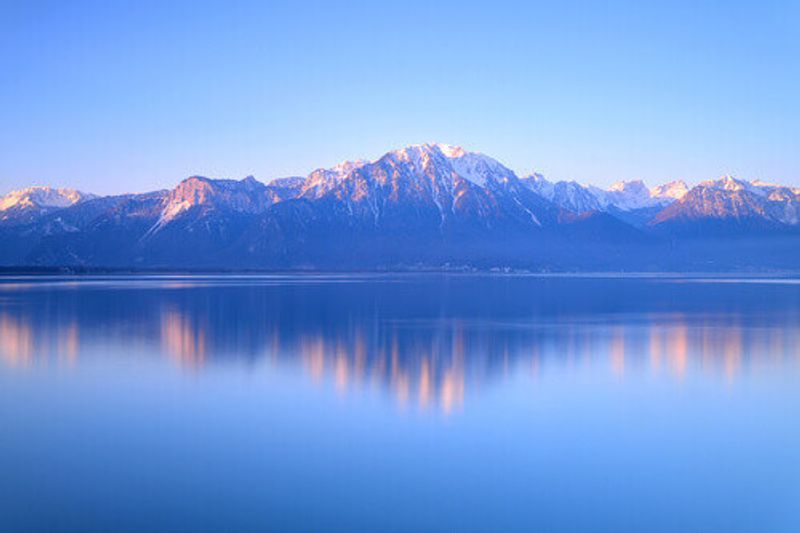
1 0 798 195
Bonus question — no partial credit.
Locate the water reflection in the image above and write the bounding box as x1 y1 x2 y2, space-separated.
1 276 800 412
0 312 79 367
161 307 207 369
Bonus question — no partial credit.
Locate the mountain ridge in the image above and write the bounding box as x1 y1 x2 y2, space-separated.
2 143 799 271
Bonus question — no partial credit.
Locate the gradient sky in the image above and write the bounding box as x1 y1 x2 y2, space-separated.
1 0 798 195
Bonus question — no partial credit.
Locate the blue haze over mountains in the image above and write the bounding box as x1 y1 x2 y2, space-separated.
2 143 800 271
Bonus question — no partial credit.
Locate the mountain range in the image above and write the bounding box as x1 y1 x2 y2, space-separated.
2 143 799 271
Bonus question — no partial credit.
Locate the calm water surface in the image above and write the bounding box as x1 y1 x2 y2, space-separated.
1 275 799 532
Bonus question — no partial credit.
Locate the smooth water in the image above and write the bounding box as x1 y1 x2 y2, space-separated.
1 274 798 532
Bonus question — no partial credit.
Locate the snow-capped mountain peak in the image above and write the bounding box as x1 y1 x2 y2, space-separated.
424 142 467 159
650 180 689 201
392 142 466 158
447 151 510 187
299 159 370 199
0 186 94 212
702 175 746 190
608 180 642 193
524 174 555 198
524 176 692 216
604 180 660 210
522 174 606 213
699 175 769 197
330 159 370 176
381 143 514 187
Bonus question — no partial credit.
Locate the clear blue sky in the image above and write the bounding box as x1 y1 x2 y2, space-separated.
1 0 798 195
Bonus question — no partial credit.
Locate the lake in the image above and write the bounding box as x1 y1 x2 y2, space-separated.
1 274 798 532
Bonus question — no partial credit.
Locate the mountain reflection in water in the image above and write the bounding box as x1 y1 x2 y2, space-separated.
2 275 799 413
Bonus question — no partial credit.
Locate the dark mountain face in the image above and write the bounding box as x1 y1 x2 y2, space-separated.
17 193 167 267
2 146 800 271
605 205 664 228
266 176 306 203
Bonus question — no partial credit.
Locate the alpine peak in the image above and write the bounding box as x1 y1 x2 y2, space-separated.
0 186 94 212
